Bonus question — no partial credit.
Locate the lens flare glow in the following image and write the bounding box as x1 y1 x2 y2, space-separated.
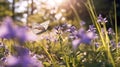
47 0 64 7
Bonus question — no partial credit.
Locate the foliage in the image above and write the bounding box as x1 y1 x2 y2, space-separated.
0 0 12 20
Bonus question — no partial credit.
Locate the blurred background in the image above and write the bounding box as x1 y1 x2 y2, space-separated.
0 0 120 28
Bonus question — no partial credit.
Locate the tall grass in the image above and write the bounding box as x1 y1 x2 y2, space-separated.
85 0 118 67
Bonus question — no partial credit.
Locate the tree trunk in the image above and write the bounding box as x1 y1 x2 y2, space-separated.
12 0 15 19
31 0 34 15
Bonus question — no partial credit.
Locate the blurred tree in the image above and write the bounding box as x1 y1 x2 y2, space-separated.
0 0 12 20
31 0 34 15
12 0 15 19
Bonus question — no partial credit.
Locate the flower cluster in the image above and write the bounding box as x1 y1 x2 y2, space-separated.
1 45 43 67
0 17 37 43
0 13 120 67
72 28 95 49
0 17 44 67
97 14 108 23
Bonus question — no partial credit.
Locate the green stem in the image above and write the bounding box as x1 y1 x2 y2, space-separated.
39 42 56 67
85 0 116 67
114 0 118 54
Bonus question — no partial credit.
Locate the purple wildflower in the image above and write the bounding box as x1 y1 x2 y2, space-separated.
72 39 81 49
55 26 62 31
15 26 27 43
69 31 77 39
4 54 18 67
110 40 116 47
0 17 16 39
94 42 100 48
67 25 78 39
97 14 108 23
14 46 29 56
80 31 94 44
0 17 37 42
4 46 43 67
88 25 96 33
16 26 37 42
67 25 77 33
80 21 86 26
108 28 115 35
72 28 94 49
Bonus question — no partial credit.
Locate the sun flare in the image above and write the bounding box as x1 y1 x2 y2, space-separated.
47 0 65 7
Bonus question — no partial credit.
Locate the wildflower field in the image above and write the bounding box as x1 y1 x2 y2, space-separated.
0 0 120 67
